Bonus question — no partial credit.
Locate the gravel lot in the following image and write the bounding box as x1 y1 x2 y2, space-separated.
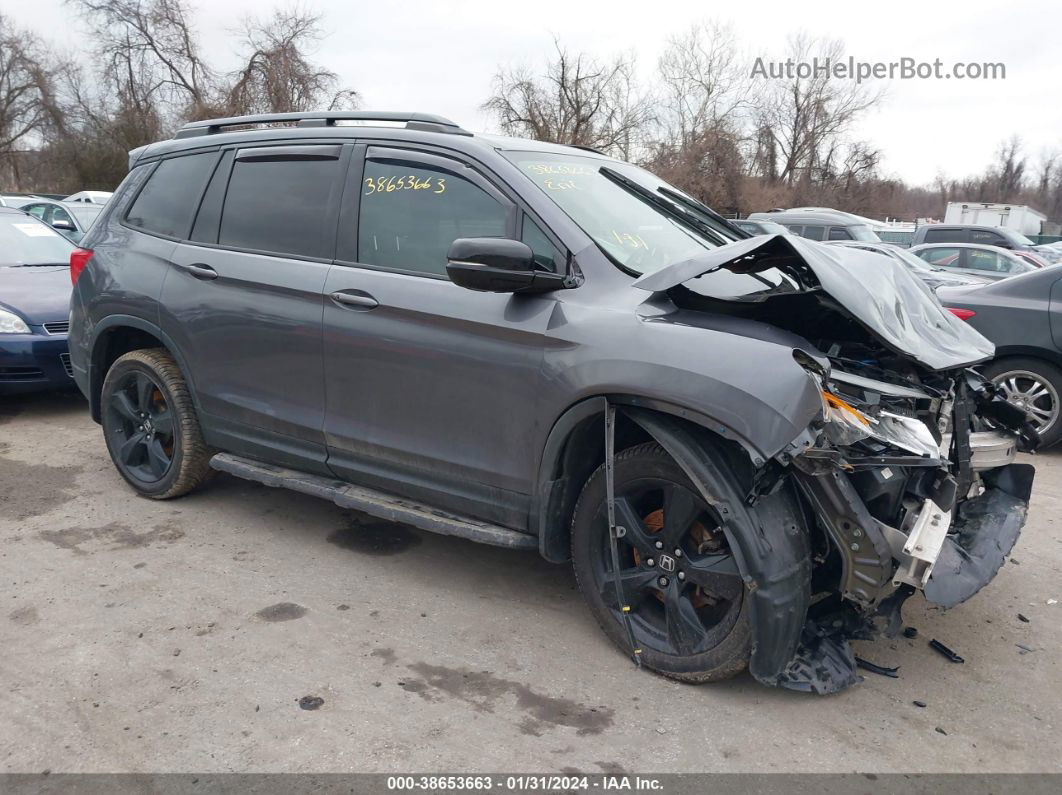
2 392 1060 773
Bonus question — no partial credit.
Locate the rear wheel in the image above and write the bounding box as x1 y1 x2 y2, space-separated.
101 348 213 498
571 442 750 682
982 357 1062 447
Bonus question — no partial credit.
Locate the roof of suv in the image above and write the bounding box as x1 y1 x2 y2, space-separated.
746 209 870 226
914 225 1030 243
130 111 617 168
909 242 1026 256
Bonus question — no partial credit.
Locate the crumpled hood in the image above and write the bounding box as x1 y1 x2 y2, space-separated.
0 265 71 325
632 234 995 371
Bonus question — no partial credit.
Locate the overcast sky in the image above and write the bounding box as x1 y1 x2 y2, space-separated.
8 0 1060 185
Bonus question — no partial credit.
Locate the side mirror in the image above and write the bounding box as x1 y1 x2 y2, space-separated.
446 238 566 294
51 219 75 231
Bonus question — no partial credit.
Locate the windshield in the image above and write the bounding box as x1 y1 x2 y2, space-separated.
504 152 739 274
848 224 881 242
0 215 75 266
68 205 102 222
757 220 789 235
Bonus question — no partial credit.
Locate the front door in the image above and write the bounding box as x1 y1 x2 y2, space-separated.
321 145 564 528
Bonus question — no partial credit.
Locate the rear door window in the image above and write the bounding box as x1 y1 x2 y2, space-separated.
966 249 1005 272
219 145 346 259
925 228 965 244
356 150 511 277
801 225 826 241
126 152 218 239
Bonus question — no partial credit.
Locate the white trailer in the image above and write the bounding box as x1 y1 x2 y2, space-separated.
943 202 1047 236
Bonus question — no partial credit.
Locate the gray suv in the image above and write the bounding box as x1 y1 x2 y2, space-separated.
910 224 1040 253
68 111 1037 695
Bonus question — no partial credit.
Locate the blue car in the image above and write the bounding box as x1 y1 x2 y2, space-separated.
0 207 77 395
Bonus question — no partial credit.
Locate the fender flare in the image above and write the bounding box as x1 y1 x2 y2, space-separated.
617 407 811 685
87 314 198 422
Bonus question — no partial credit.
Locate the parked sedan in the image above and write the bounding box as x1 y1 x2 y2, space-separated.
826 240 991 290
0 208 77 395
909 242 1038 281
21 200 102 244
938 265 1062 446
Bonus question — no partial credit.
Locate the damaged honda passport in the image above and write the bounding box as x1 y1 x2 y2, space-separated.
68 112 1039 694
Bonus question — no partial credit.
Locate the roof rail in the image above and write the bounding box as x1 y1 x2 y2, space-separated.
174 111 471 139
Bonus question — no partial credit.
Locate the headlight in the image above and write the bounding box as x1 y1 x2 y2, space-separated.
821 389 940 458
0 309 31 334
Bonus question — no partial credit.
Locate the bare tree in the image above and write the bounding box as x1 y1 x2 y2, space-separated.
655 20 747 149
483 41 652 159
71 0 217 121
752 34 884 187
225 8 359 116
0 15 59 160
991 135 1026 200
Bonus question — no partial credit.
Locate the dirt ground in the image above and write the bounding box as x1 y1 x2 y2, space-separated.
1 391 1060 773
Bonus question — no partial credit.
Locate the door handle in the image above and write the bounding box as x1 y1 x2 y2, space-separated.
179 262 219 280
329 291 379 310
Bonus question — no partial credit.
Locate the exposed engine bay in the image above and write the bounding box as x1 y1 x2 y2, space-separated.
633 233 1039 693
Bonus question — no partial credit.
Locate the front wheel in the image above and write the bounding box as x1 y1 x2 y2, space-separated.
571 442 751 683
101 348 213 498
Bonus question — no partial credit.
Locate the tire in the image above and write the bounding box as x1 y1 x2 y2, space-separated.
571 442 751 683
100 348 213 498
981 357 1062 448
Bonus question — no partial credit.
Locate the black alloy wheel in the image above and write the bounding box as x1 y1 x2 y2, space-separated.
592 479 744 657
105 369 176 483
572 442 753 682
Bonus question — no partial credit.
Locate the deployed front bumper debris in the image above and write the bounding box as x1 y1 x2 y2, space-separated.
771 370 1035 694
924 463 1034 608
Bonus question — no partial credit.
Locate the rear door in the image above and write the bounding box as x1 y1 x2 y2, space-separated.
320 144 562 528
159 143 349 473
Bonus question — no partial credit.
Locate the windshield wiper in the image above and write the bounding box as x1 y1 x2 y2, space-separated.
655 187 747 239
17 262 69 267
598 167 729 247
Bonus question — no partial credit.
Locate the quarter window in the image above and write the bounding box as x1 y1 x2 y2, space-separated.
358 158 508 276
521 217 562 272
219 151 343 258
126 152 217 239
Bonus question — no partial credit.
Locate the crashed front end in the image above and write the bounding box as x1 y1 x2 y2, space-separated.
776 361 1036 693
634 233 1039 694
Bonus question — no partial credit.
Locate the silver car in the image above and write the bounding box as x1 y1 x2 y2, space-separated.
908 242 1038 281
21 200 102 244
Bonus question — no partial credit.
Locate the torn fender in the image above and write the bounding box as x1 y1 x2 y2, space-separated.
623 407 812 684
631 233 995 372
